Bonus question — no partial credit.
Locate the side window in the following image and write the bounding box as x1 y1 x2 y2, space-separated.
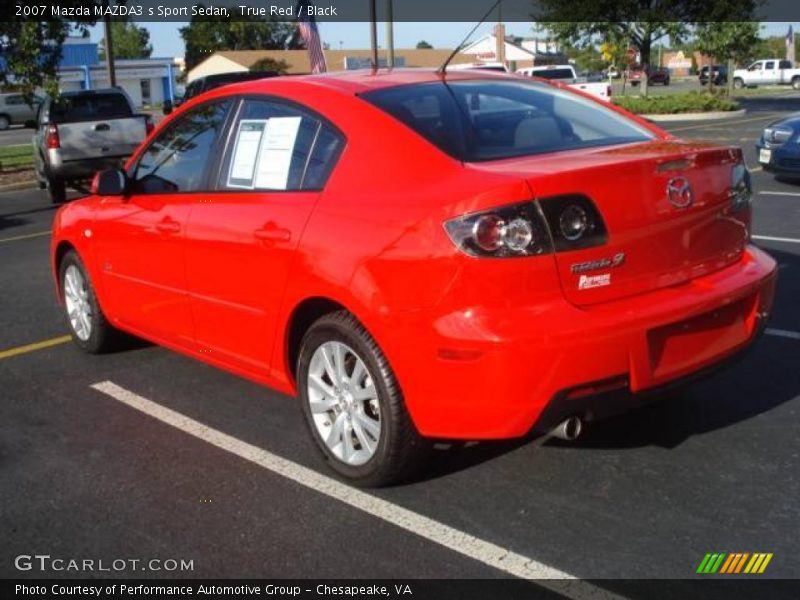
131 100 230 194
6 95 24 106
779 60 792 69
765 61 775 70
219 98 343 191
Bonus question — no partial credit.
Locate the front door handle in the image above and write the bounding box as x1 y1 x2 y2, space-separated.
254 223 291 243
155 219 181 234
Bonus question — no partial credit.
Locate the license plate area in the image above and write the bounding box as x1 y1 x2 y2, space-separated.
759 148 772 164
647 296 755 380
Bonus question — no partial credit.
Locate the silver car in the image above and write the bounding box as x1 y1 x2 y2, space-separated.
0 93 42 130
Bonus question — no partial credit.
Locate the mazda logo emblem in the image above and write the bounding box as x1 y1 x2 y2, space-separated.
666 176 694 209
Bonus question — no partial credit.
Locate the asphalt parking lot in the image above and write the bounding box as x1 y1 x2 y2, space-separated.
1 95 799 593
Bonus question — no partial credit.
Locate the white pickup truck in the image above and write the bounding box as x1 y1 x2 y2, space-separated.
732 59 800 90
517 65 612 101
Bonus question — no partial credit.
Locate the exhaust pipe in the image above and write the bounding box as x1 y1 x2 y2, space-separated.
549 416 583 441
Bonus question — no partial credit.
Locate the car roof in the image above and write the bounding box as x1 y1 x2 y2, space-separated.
223 68 514 96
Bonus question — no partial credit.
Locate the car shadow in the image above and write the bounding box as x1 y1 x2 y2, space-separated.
408 245 799 483
0 204 58 231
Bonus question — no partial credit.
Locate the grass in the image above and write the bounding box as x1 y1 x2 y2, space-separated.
0 143 34 172
612 91 740 115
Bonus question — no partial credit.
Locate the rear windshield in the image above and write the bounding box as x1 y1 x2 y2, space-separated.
530 68 575 80
361 80 655 162
50 93 132 123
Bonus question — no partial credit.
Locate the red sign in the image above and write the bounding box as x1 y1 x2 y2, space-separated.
623 47 637 64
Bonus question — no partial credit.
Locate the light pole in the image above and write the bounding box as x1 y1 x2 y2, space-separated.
102 0 116 87
385 0 394 68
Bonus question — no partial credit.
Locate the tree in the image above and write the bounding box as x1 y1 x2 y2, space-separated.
0 19 94 98
536 0 758 97
537 19 688 97
694 22 760 94
99 21 152 60
250 57 291 74
416 40 433 49
180 12 305 72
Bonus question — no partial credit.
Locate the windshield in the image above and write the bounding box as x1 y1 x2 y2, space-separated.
50 93 132 123
361 80 655 162
530 68 574 80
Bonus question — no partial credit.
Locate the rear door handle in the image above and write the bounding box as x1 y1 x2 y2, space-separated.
155 220 181 234
254 224 291 243
93 123 111 132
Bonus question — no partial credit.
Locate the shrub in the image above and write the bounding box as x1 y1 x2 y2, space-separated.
612 91 739 115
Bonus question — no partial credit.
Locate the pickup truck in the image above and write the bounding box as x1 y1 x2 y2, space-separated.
33 88 152 203
732 59 800 90
517 65 612 101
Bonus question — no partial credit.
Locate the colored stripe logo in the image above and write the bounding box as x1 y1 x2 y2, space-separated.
697 553 773 574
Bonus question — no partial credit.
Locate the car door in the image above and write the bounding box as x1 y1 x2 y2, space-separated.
92 99 233 346
762 60 777 84
183 96 344 376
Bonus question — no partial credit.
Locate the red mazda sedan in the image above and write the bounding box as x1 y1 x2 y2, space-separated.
51 70 777 485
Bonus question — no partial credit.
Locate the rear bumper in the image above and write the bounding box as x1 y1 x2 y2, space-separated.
755 143 800 175
46 149 128 182
390 245 777 439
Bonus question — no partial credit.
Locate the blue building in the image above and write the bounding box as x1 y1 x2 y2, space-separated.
2 37 179 108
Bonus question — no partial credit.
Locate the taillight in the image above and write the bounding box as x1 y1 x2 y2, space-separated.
444 201 552 258
145 116 154 135
538 195 608 251
730 163 751 213
607 85 612 97
445 196 609 258
46 124 60 149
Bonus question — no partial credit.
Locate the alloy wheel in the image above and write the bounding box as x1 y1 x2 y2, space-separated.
307 341 381 466
64 265 92 341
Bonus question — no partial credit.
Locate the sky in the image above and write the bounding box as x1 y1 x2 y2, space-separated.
87 21 799 60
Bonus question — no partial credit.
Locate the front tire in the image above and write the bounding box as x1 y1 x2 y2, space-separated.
733 78 744 89
0 115 10 130
297 311 428 486
792 76 800 90
59 250 120 353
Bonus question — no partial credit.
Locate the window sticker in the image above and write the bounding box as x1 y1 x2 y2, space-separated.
227 119 267 189
253 116 302 190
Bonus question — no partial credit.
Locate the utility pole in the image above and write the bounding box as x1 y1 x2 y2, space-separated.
369 0 378 69
102 0 116 87
385 0 394 68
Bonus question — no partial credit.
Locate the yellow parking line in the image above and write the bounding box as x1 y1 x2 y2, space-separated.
669 113 783 132
0 335 72 360
0 231 51 244
748 166 762 173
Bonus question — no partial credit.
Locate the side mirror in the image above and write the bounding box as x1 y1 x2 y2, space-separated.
162 100 173 115
91 169 127 196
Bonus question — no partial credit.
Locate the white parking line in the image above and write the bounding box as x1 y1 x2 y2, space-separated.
752 235 800 244
758 191 800 197
766 328 800 340
91 381 626 599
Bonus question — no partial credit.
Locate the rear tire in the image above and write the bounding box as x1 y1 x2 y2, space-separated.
0 115 9 130
793 76 800 90
47 178 66 204
59 250 121 354
297 311 428 487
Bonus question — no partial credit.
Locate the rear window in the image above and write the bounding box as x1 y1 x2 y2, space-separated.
50 93 132 123
361 80 655 162
530 68 575 80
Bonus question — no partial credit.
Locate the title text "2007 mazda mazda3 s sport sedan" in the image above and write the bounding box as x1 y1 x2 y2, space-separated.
51 69 777 486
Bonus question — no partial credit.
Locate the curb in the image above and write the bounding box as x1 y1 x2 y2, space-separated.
641 108 747 122
0 180 38 193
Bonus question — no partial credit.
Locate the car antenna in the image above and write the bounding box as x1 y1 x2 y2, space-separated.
437 0 502 75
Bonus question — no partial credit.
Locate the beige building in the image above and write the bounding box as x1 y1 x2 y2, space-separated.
186 32 566 82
